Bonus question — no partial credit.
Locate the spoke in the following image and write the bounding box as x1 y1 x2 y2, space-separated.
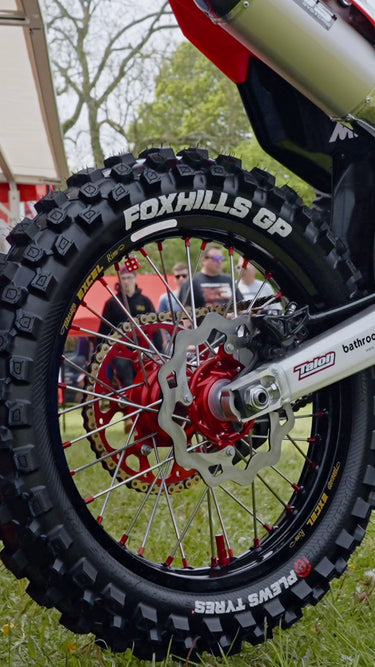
120 471 162 546
58 381 145 414
284 436 316 442
270 465 303 492
99 276 164 361
184 238 198 331
251 481 259 548
211 488 233 559
69 325 170 362
61 353 126 395
84 441 204 503
286 433 310 457
140 245 193 321
138 473 165 557
219 485 272 533
153 442 189 568
63 399 161 449
70 432 159 476
80 299 133 341
96 416 140 522
155 241 185 352
207 490 217 566
256 472 294 512
229 247 238 319
165 486 209 564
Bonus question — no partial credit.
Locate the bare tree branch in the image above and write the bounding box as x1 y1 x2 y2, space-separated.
42 0 179 167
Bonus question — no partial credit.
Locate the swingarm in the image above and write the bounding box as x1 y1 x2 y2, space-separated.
220 304 375 422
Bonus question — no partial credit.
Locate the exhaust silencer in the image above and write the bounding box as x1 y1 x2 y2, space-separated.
200 0 375 133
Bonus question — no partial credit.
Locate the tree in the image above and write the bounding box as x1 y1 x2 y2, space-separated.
127 41 313 203
41 0 179 169
127 40 251 156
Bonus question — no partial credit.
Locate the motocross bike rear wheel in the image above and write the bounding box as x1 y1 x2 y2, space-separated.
0 148 374 662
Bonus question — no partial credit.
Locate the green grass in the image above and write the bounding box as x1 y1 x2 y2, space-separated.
0 518 374 666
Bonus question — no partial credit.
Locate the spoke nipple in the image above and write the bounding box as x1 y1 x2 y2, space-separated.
164 555 174 567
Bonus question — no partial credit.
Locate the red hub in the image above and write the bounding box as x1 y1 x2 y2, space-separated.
187 347 253 446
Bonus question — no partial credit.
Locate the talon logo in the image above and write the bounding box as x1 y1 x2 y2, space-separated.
294 557 312 578
294 351 335 380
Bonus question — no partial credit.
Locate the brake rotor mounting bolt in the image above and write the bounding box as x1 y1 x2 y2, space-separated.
225 446 235 457
224 342 234 354
182 393 192 405
141 444 153 456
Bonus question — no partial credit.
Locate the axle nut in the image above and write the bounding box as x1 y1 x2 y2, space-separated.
246 385 270 410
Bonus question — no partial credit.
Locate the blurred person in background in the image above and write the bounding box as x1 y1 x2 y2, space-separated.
236 257 275 301
158 262 188 312
98 264 162 387
179 245 241 308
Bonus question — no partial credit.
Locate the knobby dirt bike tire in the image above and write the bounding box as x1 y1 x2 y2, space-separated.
0 147 375 662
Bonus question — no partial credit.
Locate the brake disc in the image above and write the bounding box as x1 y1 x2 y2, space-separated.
158 312 295 487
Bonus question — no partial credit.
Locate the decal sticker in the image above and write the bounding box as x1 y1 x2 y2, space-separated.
342 332 375 353
248 570 299 607
131 219 178 242
193 598 246 615
106 242 126 264
125 191 292 238
60 262 105 335
306 492 328 527
123 255 141 272
329 122 358 143
193 570 300 614
294 557 312 578
292 0 336 30
289 528 306 549
60 302 77 335
76 263 104 301
328 462 341 490
294 351 335 380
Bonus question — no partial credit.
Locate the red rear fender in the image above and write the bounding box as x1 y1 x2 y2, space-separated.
169 0 252 83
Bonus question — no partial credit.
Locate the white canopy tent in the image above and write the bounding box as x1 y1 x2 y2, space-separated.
0 0 68 248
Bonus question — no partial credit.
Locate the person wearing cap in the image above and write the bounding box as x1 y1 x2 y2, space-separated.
158 262 188 312
179 245 241 308
98 265 159 339
97 265 162 387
